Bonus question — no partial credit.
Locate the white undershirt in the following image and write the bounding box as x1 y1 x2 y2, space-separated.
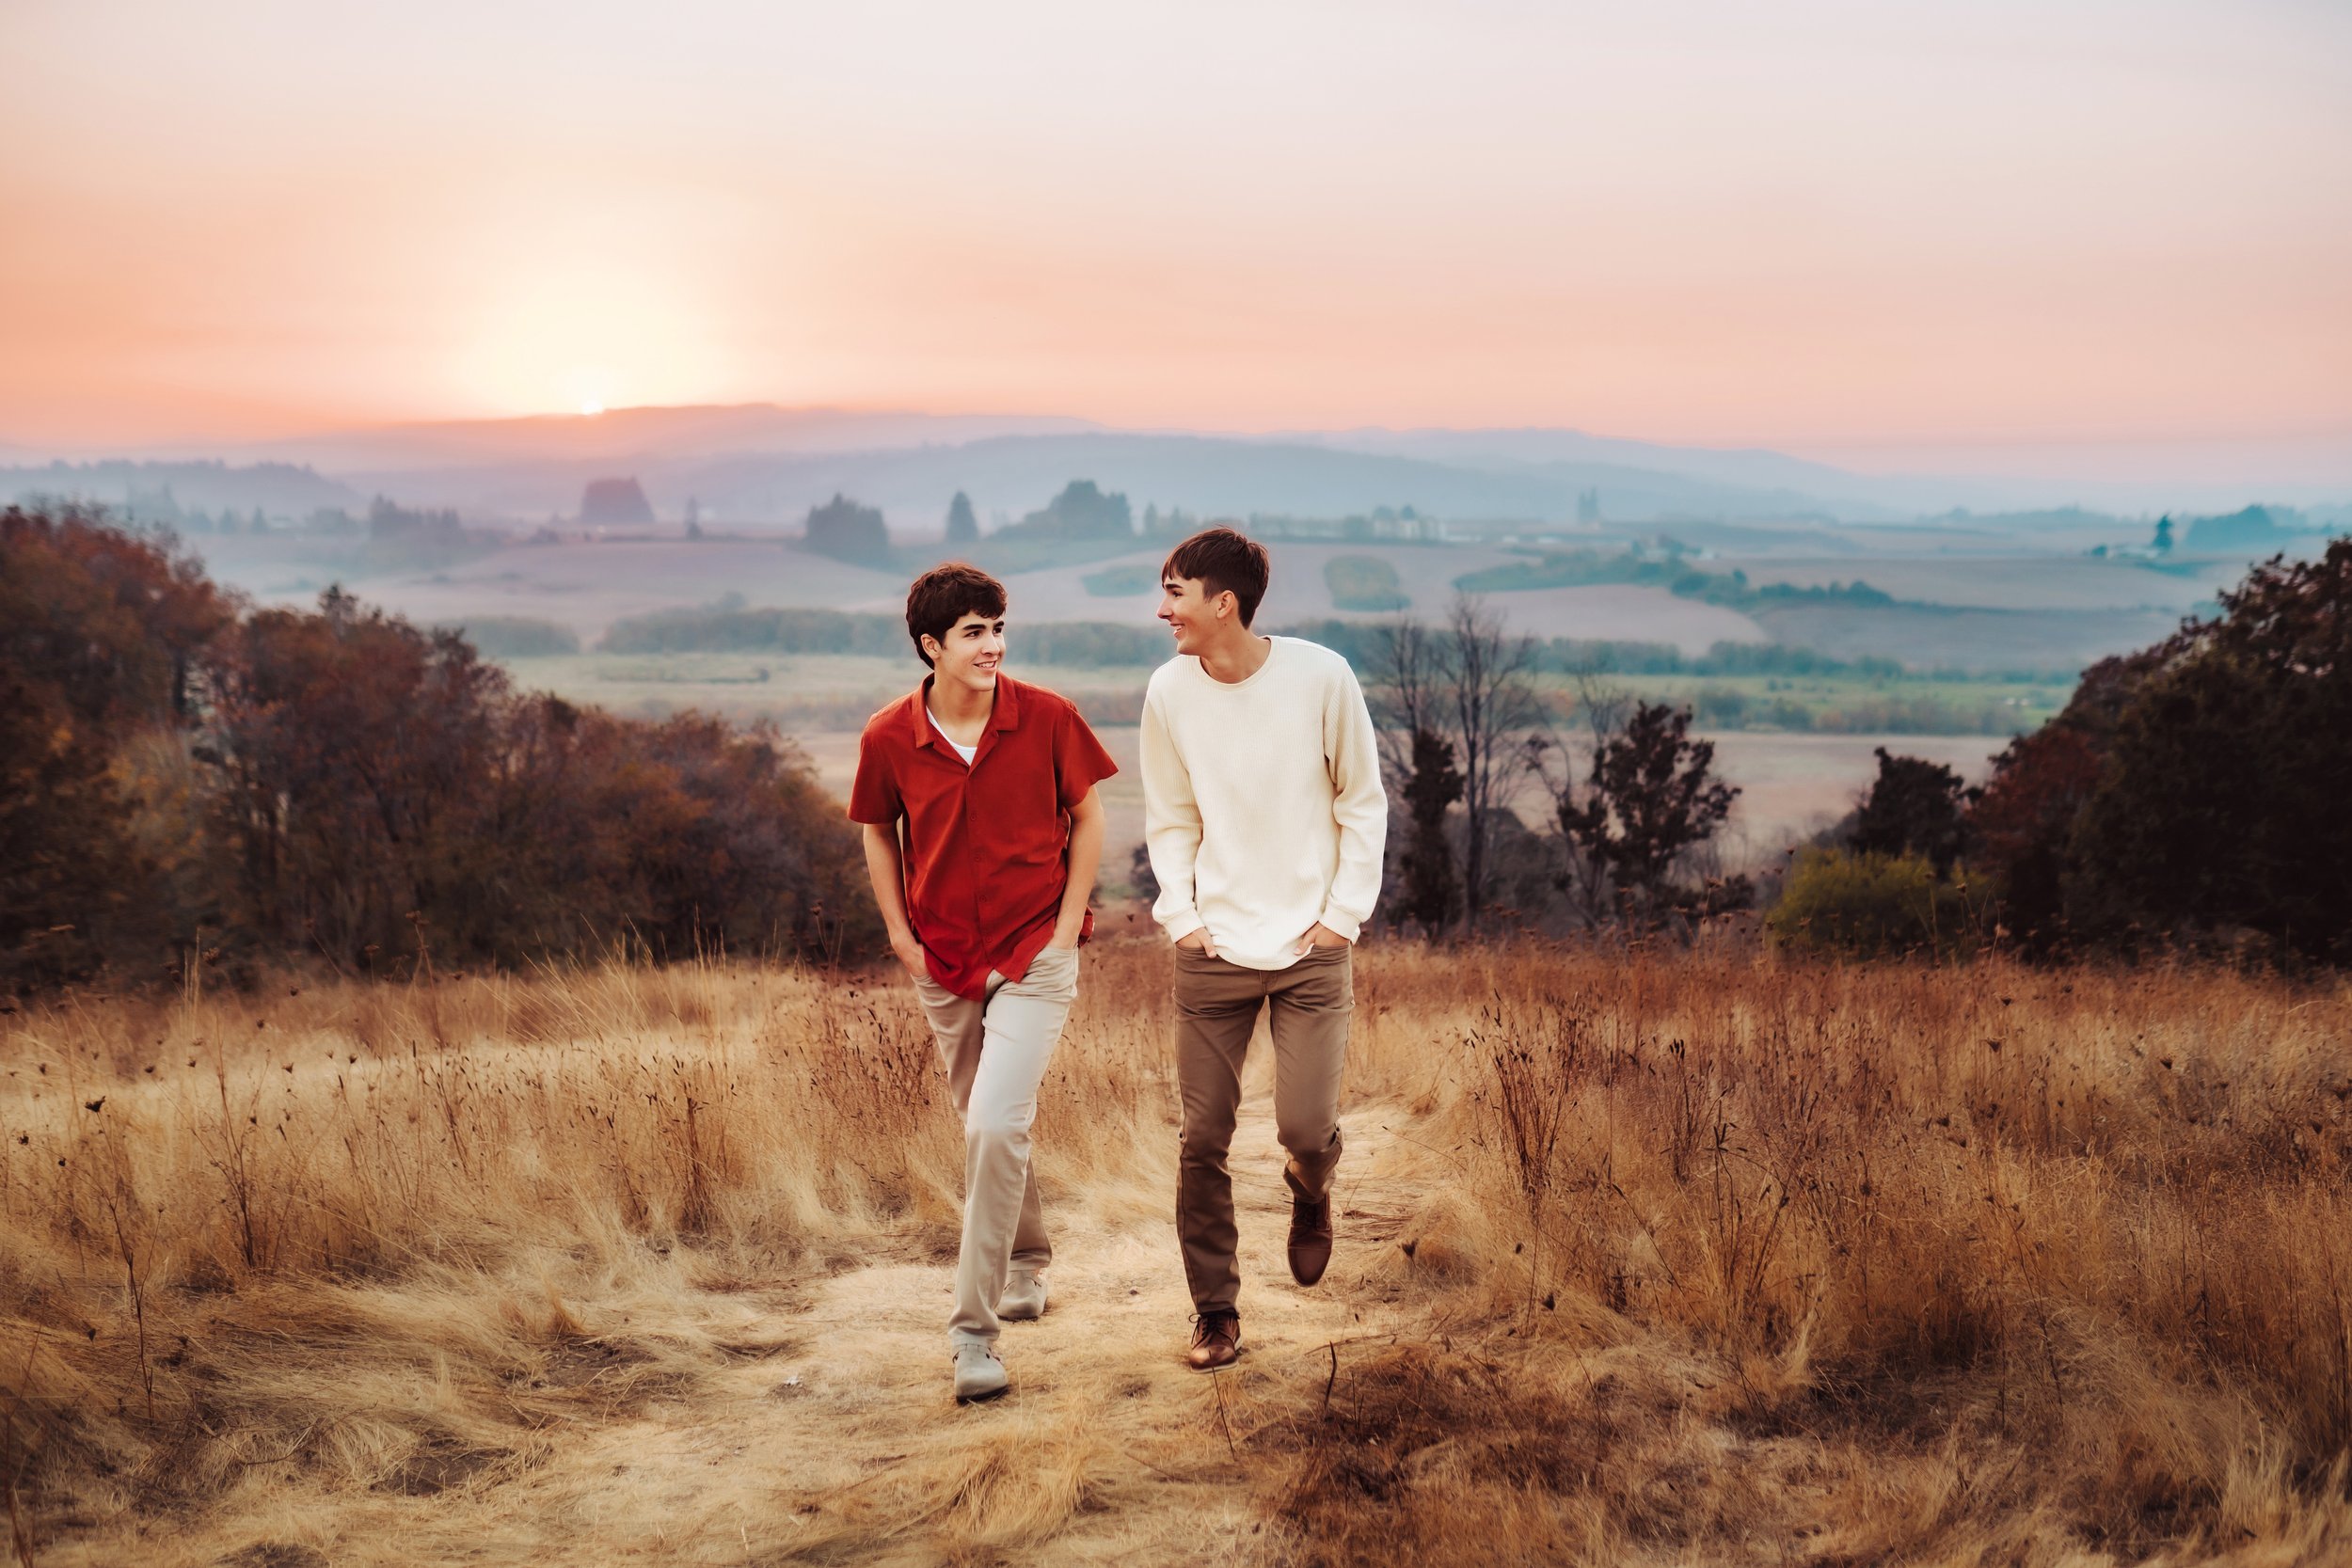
928 707 978 764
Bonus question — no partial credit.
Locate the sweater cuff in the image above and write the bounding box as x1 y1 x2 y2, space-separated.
1158 910 1205 944
1317 906 1363 943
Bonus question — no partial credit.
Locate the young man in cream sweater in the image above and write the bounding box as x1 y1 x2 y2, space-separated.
1141 528 1388 1371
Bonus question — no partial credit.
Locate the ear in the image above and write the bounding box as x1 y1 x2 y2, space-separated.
1213 590 1236 622
919 632 945 663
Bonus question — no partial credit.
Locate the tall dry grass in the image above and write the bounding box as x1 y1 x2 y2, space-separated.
1268 947 2352 1564
3 941 2349 1562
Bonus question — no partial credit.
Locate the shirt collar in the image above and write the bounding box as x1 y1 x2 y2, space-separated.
911 673 1021 749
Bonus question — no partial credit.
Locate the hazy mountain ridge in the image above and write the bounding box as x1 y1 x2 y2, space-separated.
1295 428 1927 515
10 406 2344 531
311 430 1899 529
233 405 1105 475
1 458 363 517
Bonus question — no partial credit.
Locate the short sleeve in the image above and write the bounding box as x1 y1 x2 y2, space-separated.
847 725 901 825
1053 702 1119 809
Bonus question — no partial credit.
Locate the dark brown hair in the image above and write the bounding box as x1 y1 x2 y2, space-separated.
1162 527 1270 627
904 562 1007 667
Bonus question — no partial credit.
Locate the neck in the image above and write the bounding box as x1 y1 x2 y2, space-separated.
1197 628 1272 685
930 673 996 723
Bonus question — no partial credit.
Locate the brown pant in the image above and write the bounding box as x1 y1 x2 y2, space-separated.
1173 942 1353 1314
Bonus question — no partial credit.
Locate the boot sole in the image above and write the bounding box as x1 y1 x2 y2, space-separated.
955 1383 1009 1405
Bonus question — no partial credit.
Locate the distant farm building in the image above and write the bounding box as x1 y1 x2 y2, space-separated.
579 477 658 527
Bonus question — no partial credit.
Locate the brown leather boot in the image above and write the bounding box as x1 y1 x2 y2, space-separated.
1286 1167 1333 1287
1185 1311 1241 1372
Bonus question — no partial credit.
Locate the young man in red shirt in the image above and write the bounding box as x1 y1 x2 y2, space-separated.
850 562 1117 1404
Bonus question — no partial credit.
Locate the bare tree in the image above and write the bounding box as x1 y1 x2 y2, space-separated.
1367 619 1451 936
1549 664 1636 927
1365 601 1547 935
1441 595 1547 934
1366 619 1443 783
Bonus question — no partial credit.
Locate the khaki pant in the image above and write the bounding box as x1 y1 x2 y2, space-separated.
1172 942 1353 1314
914 942 1080 1346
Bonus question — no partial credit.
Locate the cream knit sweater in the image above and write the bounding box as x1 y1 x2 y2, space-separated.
1140 637 1389 970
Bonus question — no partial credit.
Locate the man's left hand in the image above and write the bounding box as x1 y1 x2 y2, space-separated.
1295 923 1352 956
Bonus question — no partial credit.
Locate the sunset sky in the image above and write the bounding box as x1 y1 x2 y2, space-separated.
5 0 2347 474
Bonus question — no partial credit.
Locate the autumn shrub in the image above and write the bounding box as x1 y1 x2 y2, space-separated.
0 506 232 986
1765 847 1978 957
0 508 881 989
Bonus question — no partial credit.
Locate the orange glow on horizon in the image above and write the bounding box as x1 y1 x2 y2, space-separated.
0 1 2344 464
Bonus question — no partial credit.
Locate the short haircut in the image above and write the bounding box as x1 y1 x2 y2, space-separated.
1162 527 1269 627
904 562 1007 667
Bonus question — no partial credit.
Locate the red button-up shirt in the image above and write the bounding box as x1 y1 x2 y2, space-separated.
848 674 1118 1001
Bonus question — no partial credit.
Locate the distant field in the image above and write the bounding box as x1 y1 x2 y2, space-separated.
189 531 2208 675
206 537 909 642
509 652 1152 731
1714 552 2235 611
1636 671 2064 734
505 649 2054 738
967 540 1521 626
1751 601 2184 672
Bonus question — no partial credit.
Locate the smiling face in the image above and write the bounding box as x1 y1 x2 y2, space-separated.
1157 574 1235 657
922 610 1006 694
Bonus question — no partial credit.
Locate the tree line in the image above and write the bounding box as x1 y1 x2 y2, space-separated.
603 601 2056 699
1356 546 2352 962
2 507 879 991
1786 538 2352 964
601 603 1172 667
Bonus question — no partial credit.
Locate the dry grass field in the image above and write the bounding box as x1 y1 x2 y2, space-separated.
6 942 2351 1565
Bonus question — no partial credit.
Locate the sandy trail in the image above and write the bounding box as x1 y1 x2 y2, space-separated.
147 1096 1430 1567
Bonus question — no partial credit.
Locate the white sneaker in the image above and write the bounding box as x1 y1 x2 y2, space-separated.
998 1270 1049 1322
952 1343 1009 1404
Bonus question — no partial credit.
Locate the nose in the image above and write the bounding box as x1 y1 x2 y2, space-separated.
1157 592 1177 622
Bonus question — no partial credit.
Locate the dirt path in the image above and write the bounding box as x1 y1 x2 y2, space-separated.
138 1100 1429 1567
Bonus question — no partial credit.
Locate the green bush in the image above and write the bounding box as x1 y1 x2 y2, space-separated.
1766 847 1978 958
1324 554 1409 611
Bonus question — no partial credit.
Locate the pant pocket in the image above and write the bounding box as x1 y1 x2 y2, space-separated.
1032 943 1080 998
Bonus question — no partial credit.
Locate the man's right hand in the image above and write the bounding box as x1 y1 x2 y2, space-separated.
892 934 929 981
1174 927 1218 959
